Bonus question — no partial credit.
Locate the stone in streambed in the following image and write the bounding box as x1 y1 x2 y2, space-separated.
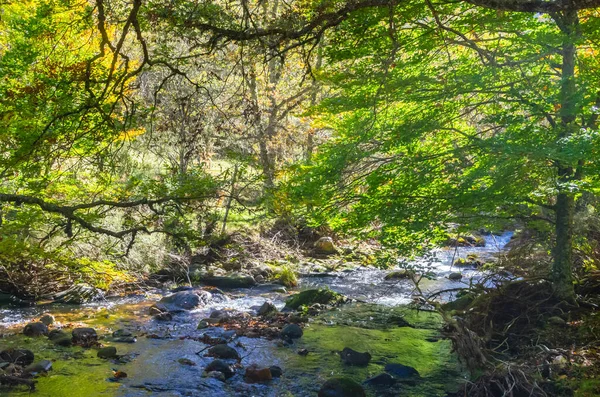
158 290 211 311
39 314 55 326
384 363 420 379
384 270 413 280
448 272 463 281
205 359 234 379
339 347 371 366
269 365 283 378
200 274 257 289
23 360 52 374
97 346 117 359
48 330 72 347
245 364 273 383
284 288 345 310
154 312 173 321
364 373 395 387
257 301 277 316
281 324 303 339
0 348 34 366
318 377 366 397
207 344 240 360
23 322 49 337
72 327 98 346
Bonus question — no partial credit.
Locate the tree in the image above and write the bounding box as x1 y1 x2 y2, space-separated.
283 0 600 301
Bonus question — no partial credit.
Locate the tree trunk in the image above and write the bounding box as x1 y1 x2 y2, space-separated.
552 10 579 301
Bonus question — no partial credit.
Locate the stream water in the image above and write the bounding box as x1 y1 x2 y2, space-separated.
0 233 512 397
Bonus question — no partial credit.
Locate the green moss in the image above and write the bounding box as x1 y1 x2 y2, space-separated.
285 288 344 310
276 265 299 288
274 323 464 397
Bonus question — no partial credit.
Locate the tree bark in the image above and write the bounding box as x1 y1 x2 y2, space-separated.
552 9 579 301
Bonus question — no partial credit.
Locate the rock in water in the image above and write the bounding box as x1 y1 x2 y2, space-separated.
281 324 303 339
448 272 463 281
384 270 413 280
314 237 337 255
39 314 55 326
284 288 345 310
245 364 273 383
364 373 395 387
200 274 257 289
23 322 49 337
48 330 72 347
158 290 211 311
0 348 35 366
384 363 420 379
154 312 173 321
97 346 117 359
339 348 371 366
207 345 240 360
23 360 52 374
72 327 98 347
318 377 366 397
205 359 234 379
257 301 278 316
269 366 283 378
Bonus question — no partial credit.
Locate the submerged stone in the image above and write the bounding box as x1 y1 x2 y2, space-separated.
384 270 413 280
318 377 366 397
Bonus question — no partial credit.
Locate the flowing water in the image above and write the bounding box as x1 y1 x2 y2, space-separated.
0 233 512 397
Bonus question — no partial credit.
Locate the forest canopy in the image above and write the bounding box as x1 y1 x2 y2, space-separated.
2 0 600 301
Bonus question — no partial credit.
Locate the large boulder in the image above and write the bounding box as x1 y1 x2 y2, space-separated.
339 348 371 366
285 288 345 310
0 348 34 366
200 274 257 289
23 322 49 337
158 290 211 311
314 237 337 255
318 377 366 397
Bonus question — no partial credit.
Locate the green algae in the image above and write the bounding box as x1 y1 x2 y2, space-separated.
274 307 465 397
1 335 121 397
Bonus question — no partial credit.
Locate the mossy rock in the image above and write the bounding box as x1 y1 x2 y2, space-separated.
285 288 345 310
318 377 365 397
442 293 475 312
384 270 414 280
200 274 256 288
